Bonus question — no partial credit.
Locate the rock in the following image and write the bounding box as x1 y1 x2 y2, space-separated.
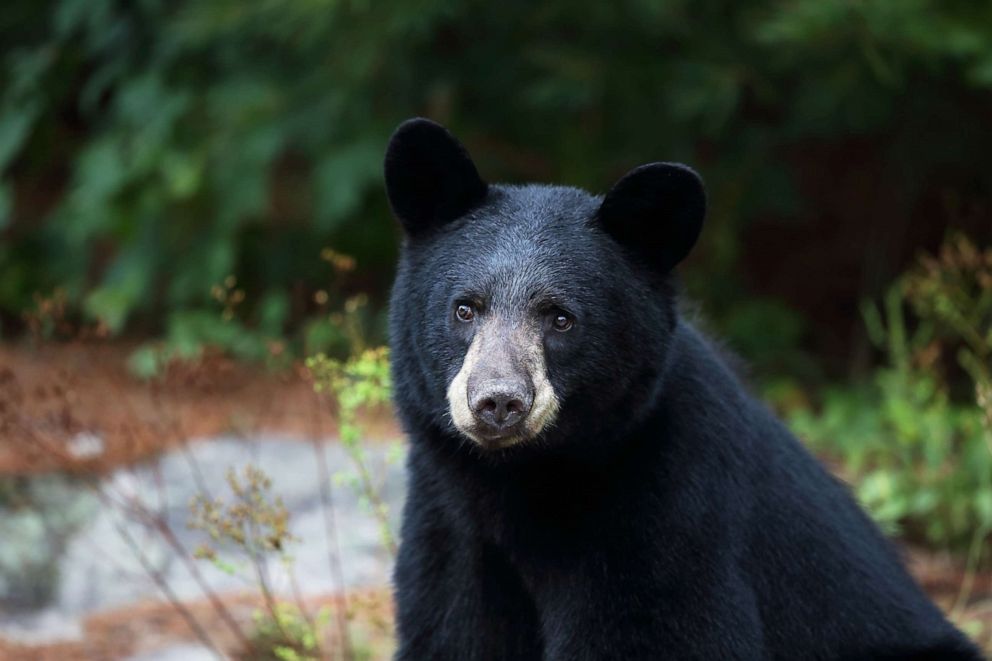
126 642 220 661
0 609 83 645
0 474 99 611
66 432 105 460
0 435 406 646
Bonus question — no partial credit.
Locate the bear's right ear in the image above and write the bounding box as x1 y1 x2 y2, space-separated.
384 118 488 236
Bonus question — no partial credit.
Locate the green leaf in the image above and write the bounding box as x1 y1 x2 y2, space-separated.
0 184 10 231
313 140 383 230
127 345 165 380
0 101 38 172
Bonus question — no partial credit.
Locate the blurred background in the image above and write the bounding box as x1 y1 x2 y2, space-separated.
1 1 990 659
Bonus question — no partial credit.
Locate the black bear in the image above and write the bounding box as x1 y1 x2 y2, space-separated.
384 118 982 660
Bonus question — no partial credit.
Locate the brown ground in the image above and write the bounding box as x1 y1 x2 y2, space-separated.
0 341 990 657
0 341 400 475
0 589 395 661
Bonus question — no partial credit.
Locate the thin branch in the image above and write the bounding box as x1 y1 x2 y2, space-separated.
101 491 222 656
311 390 353 661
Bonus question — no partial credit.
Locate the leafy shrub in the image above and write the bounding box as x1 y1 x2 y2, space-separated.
905 234 992 435
789 236 992 551
3 0 992 371
127 263 379 379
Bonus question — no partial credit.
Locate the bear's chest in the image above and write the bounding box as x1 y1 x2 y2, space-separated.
441 458 659 562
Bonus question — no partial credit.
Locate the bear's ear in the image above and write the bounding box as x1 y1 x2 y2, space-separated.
597 162 705 274
384 118 488 236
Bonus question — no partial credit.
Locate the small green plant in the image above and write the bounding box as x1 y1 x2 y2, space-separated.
245 603 333 661
307 347 397 556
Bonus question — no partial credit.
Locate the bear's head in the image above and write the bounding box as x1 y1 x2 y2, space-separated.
385 118 705 457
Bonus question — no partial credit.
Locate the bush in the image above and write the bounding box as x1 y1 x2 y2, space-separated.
788 236 992 551
2 0 992 376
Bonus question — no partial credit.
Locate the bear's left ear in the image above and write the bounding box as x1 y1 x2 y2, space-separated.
384 118 488 236
597 162 705 274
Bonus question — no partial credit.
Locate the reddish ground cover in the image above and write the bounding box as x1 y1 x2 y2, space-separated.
0 342 399 475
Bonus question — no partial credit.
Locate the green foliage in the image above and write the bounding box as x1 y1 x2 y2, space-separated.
307 347 397 556
1 0 399 339
716 297 820 379
2 0 992 366
245 603 331 661
125 267 380 379
789 247 992 550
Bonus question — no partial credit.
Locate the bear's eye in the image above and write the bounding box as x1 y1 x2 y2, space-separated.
551 311 574 332
455 303 475 323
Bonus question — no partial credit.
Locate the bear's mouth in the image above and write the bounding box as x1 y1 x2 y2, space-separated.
464 424 529 450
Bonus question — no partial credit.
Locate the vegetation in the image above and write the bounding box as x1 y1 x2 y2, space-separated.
2 0 991 374
787 236 992 553
308 346 397 556
179 345 396 659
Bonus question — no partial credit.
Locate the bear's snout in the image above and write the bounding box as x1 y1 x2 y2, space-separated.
469 378 534 433
445 315 559 448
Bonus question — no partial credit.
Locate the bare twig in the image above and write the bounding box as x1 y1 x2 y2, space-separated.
310 389 353 661
101 491 222 656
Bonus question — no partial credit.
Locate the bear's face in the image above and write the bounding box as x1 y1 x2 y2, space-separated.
403 186 615 450
386 119 705 454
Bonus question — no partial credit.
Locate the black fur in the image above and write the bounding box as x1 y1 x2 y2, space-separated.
386 118 983 660
598 161 706 275
384 118 488 236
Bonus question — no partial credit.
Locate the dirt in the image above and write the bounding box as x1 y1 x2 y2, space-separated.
0 341 989 656
0 341 399 475
0 589 394 661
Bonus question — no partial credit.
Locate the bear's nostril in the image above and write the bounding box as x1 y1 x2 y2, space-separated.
480 398 497 413
506 399 525 415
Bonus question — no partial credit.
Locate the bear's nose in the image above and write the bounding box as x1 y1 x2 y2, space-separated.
469 379 533 432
